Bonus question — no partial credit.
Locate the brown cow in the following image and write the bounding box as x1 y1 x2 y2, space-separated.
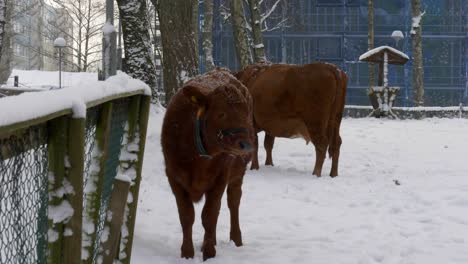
161 68 255 260
235 62 347 177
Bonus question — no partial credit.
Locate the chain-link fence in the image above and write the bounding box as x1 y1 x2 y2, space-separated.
90 98 130 264
0 125 49 264
0 93 150 264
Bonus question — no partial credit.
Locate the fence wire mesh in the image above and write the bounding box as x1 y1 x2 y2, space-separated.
83 106 100 196
0 125 49 264
91 98 130 263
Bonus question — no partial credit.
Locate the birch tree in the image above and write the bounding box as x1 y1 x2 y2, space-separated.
247 0 266 62
156 0 198 104
411 0 425 106
116 0 158 101
226 0 284 65
202 0 215 71
230 0 251 69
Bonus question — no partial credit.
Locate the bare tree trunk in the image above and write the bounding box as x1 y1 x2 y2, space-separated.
0 0 12 83
117 0 159 101
230 0 251 69
83 0 93 72
77 0 83 71
192 1 199 63
157 0 198 104
202 0 214 72
247 0 266 62
411 0 424 106
367 0 379 109
0 0 7 61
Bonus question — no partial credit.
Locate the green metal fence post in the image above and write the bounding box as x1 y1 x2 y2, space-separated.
82 102 113 264
63 115 85 264
121 95 151 264
47 116 69 264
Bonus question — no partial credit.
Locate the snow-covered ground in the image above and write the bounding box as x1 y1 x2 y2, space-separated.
133 108 468 264
4 69 97 89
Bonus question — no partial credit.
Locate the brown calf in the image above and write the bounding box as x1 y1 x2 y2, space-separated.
235 62 347 177
161 68 255 260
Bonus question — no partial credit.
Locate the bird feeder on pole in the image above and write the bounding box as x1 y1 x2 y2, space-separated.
359 46 409 118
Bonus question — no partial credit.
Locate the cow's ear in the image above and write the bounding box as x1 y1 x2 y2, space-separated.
183 85 207 106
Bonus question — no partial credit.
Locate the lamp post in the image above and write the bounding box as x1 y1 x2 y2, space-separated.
54 37 66 89
391 30 404 50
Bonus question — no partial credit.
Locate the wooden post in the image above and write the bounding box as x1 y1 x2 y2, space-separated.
120 95 150 264
82 102 113 264
378 62 383 86
47 116 68 264
101 179 131 264
63 115 85 264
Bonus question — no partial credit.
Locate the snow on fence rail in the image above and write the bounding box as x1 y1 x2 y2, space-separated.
0 73 151 264
344 104 467 119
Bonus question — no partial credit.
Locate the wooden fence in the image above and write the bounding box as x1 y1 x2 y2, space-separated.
0 88 150 264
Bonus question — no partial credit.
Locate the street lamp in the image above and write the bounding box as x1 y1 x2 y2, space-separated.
391 30 404 50
54 37 66 89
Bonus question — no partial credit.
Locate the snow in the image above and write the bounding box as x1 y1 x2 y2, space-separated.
53 37 66 48
48 229 59 243
411 11 425 35
383 51 388 87
4 69 97 89
48 200 74 224
254 43 265 49
179 70 190 83
412 11 426 29
100 226 110 243
64 228 73 237
72 100 87 119
346 105 466 112
359 46 409 61
0 71 150 128
102 22 116 35
115 174 133 183
131 107 468 263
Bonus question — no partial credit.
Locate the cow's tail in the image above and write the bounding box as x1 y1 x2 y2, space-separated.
328 67 347 159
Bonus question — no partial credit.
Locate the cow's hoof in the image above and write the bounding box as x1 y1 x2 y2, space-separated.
181 243 194 259
202 245 216 261
201 239 217 252
250 163 259 170
230 232 243 247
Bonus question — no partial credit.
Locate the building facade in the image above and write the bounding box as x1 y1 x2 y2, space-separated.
12 0 74 72
210 0 467 106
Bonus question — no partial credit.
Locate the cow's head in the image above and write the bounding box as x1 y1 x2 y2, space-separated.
183 83 254 158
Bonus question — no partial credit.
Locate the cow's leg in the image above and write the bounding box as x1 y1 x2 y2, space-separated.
307 125 328 177
167 176 195 259
264 134 275 166
227 177 244 247
330 135 342 177
250 132 260 170
201 183 226 261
